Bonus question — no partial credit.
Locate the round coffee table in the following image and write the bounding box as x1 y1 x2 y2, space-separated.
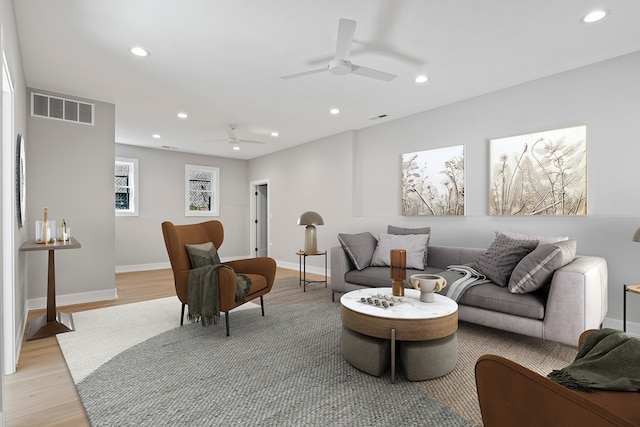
340 287 458 383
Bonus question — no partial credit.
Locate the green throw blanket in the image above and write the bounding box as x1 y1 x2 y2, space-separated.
188 264 252 327
547 328 640 392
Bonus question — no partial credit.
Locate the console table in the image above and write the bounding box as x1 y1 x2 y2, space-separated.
296 250 327 292
20 237 81 340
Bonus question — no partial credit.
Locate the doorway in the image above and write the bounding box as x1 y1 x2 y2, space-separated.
250 179 269 257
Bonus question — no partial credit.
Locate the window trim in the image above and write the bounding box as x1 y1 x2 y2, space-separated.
115 157 139 217
185 164 220 217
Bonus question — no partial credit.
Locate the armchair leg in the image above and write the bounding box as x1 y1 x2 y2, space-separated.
260 295 265 316
225 312 230 337
180 303 185 326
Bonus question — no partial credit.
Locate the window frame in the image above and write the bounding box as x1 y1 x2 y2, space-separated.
185 164 220 217
115 157 139 217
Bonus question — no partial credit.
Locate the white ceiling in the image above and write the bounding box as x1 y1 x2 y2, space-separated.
13 0 640 160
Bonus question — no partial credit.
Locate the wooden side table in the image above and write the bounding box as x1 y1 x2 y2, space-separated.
623 284 640 332
20 237 81 340
296 250 327 292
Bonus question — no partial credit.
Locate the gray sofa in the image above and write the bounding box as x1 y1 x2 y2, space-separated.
331 244 608 347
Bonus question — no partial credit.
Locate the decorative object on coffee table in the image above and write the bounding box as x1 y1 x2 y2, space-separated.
390 249 406 296
297 211 324 254
410 274 447 303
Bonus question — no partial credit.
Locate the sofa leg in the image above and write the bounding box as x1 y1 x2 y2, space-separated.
180 303 185 326
260 295 265 316
225 312 230 337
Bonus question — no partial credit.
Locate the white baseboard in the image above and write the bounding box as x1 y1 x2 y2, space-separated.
116 262 171 273
602 317 639 338
277 260 329 278
27 288 118 311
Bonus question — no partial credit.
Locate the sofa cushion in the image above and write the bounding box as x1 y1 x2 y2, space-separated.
472 232 538 287
185 241 221 268
501 231 569 246
370 233 430 270
388 225 431 266
337 232 378 271
458 282 546 320
345 266 442 288
508 240 577 294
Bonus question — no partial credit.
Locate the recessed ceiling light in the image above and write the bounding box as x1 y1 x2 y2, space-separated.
233 146 240 151
130 47 150 57
152 134 161 139
581 9 609 23
271 131 279 137
414 75 429 83
177 112 188 119
329 108 340 115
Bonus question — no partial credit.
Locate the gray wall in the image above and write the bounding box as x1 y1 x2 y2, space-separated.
26 88 115 301
114 144 251 269
249 51 640 329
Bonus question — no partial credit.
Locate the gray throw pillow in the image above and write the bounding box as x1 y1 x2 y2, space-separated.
508 240 577 294
185 241 221 268
337 232 378 271
370 233 430 270
473 232 538 287
387 225 431 267
500 231 569 247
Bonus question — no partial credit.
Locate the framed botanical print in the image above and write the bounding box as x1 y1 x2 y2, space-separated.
402 145 465 216
489 125 587 216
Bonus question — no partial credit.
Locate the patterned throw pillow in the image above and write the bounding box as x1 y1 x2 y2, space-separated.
500 231 569 246
337 232 378 270
508 240 577 294
472 232 538 287
185 241 221 268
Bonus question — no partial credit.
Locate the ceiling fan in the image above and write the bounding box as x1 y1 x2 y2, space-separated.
280 18 397 82
208 124 265 145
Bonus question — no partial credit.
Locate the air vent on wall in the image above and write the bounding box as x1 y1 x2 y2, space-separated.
31 92 94 125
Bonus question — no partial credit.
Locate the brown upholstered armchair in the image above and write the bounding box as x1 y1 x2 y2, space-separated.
475 330 640 427
161 220 277 335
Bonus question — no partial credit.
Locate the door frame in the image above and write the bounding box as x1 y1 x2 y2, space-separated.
249 179 269 258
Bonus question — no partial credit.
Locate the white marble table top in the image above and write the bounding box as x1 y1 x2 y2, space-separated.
340 287 457 320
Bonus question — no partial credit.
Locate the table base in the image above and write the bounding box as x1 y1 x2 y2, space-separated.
26 312 75 341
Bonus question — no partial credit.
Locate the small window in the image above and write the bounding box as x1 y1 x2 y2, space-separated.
115 157 138 216
185 164 219 216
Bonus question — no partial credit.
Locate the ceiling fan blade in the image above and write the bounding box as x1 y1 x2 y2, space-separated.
225 127 237 140
351 64 396 81
335 19 356 60
280 67 327 80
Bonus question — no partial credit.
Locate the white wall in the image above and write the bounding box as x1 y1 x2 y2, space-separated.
26 89 115 304
249 51 640 329
1 0 29 380
114 144 251 270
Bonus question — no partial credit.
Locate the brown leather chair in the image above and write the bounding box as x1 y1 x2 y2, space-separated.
161 220 277 336
475 330 640 427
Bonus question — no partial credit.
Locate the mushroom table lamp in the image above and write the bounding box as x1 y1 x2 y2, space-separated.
297 211 324 254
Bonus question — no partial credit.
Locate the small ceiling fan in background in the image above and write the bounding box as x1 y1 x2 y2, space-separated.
281 18 397 82
208 124 265 145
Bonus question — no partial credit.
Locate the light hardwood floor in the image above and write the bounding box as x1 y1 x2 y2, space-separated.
4 267 334 427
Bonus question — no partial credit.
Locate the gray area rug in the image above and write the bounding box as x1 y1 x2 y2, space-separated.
76 303 472 426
